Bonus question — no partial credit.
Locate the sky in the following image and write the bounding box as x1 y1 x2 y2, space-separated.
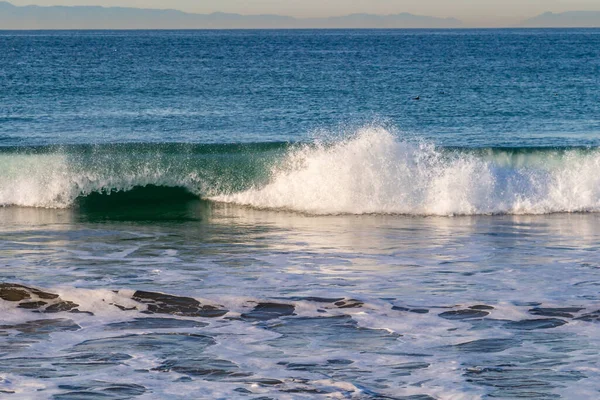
7 0 600 26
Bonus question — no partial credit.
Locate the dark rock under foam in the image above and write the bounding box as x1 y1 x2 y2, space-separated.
455 338 520 353
132 290 228 318
392 306 430 314
439 309 490 320
0 318 81 335
0 283 81 314
529 307 584 318
240 302 296 321
575 310 600 322
0 283 59 302
504 318 567 330
106 317 208 330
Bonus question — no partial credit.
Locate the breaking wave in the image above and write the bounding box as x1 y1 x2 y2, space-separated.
3 127 600 216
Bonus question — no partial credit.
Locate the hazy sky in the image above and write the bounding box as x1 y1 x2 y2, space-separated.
8 0 600 26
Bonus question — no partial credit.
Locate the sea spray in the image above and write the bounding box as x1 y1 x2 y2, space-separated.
213 127 600 215
2 127 600 215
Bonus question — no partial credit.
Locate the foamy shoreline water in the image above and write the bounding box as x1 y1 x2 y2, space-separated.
2 207 600 398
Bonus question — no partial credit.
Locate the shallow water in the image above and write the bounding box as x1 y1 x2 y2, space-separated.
2 205 600 399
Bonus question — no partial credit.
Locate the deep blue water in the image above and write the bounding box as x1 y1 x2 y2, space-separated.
1 29 599 147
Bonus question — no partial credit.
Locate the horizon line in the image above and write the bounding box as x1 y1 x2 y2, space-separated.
1 2 594 21
1 27 599 31
1 2 599 29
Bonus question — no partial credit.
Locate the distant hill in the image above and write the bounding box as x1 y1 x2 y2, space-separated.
307 13 462 29
0 1 462 29
521 11 600 28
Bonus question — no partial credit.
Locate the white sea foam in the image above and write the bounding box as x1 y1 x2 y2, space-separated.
214 127 600 215
2 208 600 398
3 126 600 215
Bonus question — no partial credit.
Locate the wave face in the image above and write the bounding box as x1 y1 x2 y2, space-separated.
0 143 281 209
3 127 600 216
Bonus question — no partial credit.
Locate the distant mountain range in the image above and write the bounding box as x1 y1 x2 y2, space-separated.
0 2 599 30
520 11 600 28
0 1 462 29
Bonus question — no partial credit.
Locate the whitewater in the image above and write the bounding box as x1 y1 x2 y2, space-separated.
3 127 600 216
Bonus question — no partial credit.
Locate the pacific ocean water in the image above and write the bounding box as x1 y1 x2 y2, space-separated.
1 29 600 399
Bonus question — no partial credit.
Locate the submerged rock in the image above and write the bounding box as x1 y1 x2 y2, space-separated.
73 333 216 358
392 306 429 314
439 309 489 320
392 362 431 371
132 290 228 318
333 299 364 309
288 297 344 303
575 310 600 322
55 382 146 399
470 305 494 311
241 303 296 321
504 318 567 330
106 317 208 330
284 296 364 310
153 357 249 379
0 318 81 335
529 307 583 318
455 338 520 353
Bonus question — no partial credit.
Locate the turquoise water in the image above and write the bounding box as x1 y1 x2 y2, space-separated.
1 30 600 399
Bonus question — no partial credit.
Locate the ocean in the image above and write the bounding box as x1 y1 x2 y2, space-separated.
1 29 600 399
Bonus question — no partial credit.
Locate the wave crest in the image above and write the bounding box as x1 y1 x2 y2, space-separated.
3 127 600 216
213 127 600 216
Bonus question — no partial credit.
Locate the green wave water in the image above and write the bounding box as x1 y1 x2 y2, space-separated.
0 141 287 207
